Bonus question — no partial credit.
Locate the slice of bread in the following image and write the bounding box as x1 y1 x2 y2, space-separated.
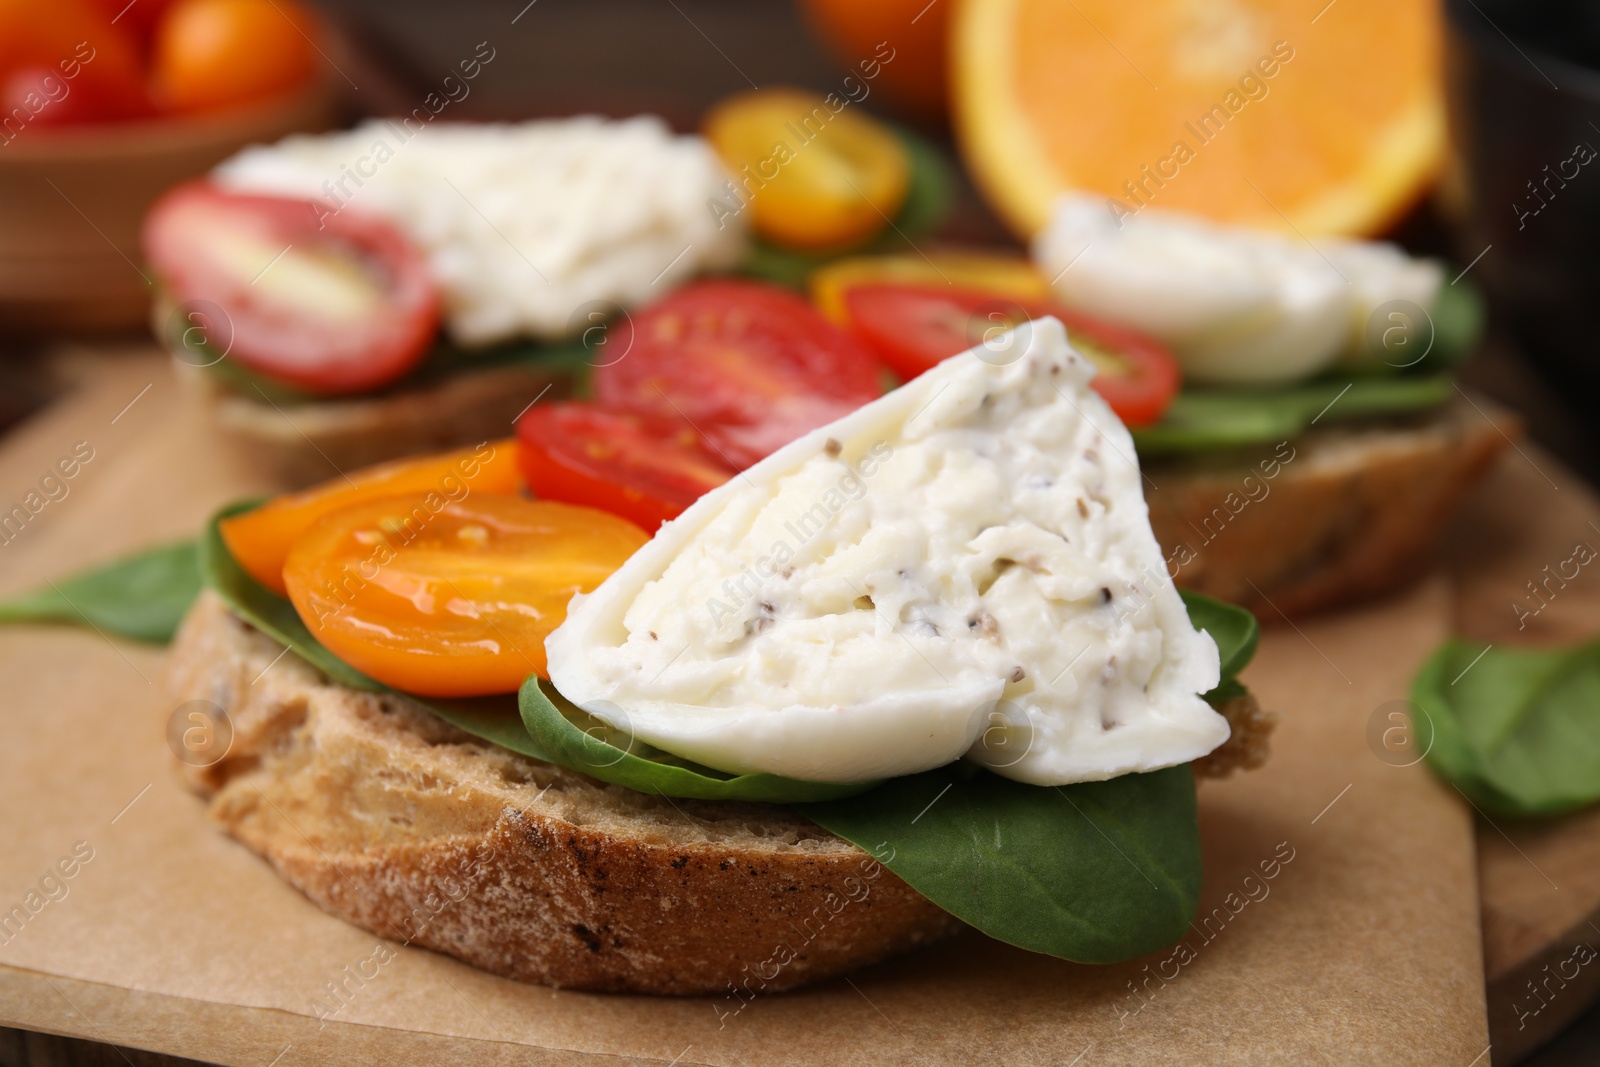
175 360 570 488
165 591 1271 994
1146 397 1516 618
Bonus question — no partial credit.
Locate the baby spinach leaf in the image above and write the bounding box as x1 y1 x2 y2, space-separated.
740 126 955 289
0 540 201 643
1133 374 1455 455
518 676 879 803
201 502 551 761
1415 638 1600 817
1181 588 1259 682
1430 277 1485 371
799 763 1202 963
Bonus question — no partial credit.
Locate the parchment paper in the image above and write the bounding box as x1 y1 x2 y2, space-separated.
0 350 1489 1065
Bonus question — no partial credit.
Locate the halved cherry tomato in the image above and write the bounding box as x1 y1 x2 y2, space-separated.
809 250 1050 325
221 440 519 595
516 402 734 531
144 182 441 395
840 283 1182 427
703 88 910 251
152 0 317 114
284 495 647 696
594 279 887 467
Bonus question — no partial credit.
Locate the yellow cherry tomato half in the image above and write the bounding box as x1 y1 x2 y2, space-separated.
808 250 1051 325
220 440 521 596
284 495 647 697
703 87 911 251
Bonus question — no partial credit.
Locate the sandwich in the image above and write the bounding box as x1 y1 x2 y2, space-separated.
163 315 1274 996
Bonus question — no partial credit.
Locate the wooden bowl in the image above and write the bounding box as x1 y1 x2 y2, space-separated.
0 78 336 337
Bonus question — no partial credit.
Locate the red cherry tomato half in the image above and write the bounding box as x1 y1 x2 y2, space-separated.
517 402 736 530
840 283 1182 427
593 279 887 468
143 182 441 395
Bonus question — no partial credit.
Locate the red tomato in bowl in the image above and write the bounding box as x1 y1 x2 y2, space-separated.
517 402 736 530
840 283 1182 427
594 279 887 467
143 182 441 395
0 0 153 124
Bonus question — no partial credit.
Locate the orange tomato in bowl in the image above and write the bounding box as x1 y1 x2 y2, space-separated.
283 495 648 697
152 0 317 114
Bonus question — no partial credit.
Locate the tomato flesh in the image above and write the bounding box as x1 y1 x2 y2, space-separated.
221 440 520 595
284 495 647 697
517 402 734 530
702 88 910 251
594 279 886 467
840 283 1181 426
143 182 441 395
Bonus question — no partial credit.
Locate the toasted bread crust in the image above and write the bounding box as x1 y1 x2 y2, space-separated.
1146 398 1515 618
164 591 961 995
176 361 571 488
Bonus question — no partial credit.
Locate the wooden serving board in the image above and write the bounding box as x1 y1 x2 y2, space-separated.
0 348 1493 1065
1444 447 1600 1064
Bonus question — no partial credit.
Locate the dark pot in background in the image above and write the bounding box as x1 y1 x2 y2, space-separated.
1445 0 1600 391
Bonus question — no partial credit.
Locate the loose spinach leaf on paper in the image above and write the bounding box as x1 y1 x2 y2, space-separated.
1415 638 1600 817
739 126 956 289
518 676 878 803
800 763 1202 963
201 502 549 761
0 540 201 643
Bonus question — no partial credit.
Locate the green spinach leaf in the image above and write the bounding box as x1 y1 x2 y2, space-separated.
1181 588 1259 682
0 540 201 643
1415 639 1600 817
800 763 1202 963
1133 374 1455 455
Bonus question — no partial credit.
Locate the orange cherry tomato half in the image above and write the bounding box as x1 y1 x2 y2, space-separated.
702 88 910 251
516 402 735 531
840 283 1182 427
220 439 520 596
284 495 648 697
808 250 1050 326
152 0 317 114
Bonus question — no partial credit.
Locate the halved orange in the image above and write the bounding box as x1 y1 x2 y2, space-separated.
953 0 1444 237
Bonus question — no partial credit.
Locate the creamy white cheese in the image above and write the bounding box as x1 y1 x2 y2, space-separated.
1033 194 1442 384
545 317 1228 786
213 116 746 347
